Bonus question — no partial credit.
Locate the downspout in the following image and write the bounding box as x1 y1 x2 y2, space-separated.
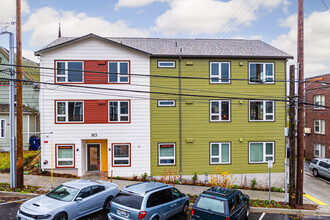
179 56 182 182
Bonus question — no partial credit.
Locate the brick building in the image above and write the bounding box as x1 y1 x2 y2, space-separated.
305 73 330 161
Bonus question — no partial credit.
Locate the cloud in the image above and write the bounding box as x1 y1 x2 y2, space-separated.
0 0 29 32
23 7 150 48
115 0 160 10
23 49 39 63
155 0 289 36
271 11 330 77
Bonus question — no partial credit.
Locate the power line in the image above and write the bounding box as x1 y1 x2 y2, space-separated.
1 63 329 85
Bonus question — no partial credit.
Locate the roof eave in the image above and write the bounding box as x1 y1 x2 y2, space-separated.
150 54 294 59
35 33 151 56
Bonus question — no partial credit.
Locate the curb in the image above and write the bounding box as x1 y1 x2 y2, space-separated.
0 191 38 198
305 172 330 185
250 207 330 216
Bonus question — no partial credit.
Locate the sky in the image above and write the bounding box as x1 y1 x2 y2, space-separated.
0 0 330 78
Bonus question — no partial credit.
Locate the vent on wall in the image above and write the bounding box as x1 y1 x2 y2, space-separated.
304 128 311 134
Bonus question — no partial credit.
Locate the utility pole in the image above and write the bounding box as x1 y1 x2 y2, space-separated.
16 0 24 188
296 0 304 206
289 65 296 208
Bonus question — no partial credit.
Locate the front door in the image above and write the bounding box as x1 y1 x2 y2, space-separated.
87 144 100 171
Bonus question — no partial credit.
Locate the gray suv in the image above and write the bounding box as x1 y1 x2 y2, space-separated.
108 182 189 220
309 158 330 179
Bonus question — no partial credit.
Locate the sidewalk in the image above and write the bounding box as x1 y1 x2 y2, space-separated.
0 173 329 215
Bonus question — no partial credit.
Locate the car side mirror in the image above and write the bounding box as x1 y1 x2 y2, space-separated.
76 197 83 202
181 193 186 197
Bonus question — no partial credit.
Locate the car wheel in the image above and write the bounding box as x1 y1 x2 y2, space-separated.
244 207 249 219
53 212 67 220
182 201 189 215
103 196 114 212
151 217 159 220
313 169 319 177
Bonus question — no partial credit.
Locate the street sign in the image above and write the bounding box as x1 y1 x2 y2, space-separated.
268 160 273 168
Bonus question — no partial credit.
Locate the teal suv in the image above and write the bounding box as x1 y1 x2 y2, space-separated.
191 187 249 220
108 182 189 220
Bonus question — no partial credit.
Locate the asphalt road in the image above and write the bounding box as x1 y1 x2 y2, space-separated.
2 201 330 220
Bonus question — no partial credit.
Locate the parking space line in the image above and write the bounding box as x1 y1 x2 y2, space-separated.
0 198 28 206
303 193 328 206
258 212 265 220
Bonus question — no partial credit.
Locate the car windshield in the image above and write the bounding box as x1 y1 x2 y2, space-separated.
196 196 225 214
46 185 79 202
113 192 143 210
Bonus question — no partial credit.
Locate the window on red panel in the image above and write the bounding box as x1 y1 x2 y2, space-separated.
108 61 129 83
109 101 129 122
56 61 83 83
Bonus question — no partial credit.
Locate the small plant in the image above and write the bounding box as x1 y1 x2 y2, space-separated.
251 178 257 189
286 205 291 209
141 172 148 181
116 176 120 179
276 204 282 208
162 167 179 185
210 167 236 187
261 203 267 208
175 180 179 184
22 189 29 194
192 172 198 185
232 185 239 189
132 175 138 180
271 187 277 192
263 200 269 205
5 188 12 192
0 187 4 191
252 202 258 207
15 188 21 192
269 204 274 208
29 189 35 193
193 194 198 200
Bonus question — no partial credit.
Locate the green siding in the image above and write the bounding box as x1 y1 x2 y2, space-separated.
150 58 286 176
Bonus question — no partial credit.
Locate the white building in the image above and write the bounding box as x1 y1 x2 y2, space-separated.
36 34 150 177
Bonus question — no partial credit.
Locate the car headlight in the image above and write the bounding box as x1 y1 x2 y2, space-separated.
19 210 51 219
36 214 52 219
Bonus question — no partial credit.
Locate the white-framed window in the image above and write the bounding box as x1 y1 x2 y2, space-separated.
56 61 83 83
56 101 84 123
109 101 130 122
158 100 176 107
210 142 231 164
314 95 325 109
210 100 230 122
314 144 325 157
314 119 325 134
249 63 274 84
249 100 274 121
158 61 175 68
56 145 74 167
108 61 129 83
112 144 130 167
0 119 5 138
210 62 230 83
158 143 175 166
249 142 274 163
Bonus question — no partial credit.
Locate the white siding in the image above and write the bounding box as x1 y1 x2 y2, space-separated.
40 38 150 177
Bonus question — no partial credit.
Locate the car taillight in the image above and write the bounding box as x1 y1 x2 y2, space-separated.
109 201 112 210
191 208 194 215
225 217 230 220
139 211 147 219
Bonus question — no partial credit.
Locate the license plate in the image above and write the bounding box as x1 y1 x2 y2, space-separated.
118 209 128 217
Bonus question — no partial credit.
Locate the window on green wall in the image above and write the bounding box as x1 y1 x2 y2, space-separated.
210 142 231 164
158 143 175 165
210 100 230 122
249 100 274 121
0 119 5 138
210 62 230 83
249 142 274 163
249 63 274 84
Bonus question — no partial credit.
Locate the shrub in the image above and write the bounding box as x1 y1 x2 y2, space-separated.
5 188 12 192
210 167 236 188
276 204 282 208
15 188 21 192
271 187 277 192
0 187 4 191
232 185 239 189
286 205 291 209
141 172 148 181
175 180 179 184
187 193 191 197
261 203 267 208
252 202 258 207
263 200 269 205
162 167 179 185
251 178 257 189
192 172 198 185
116 176 120 179
271 200 276 205
29 189 35 193
193 194 198 200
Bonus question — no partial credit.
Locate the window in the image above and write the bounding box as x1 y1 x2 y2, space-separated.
249 100 274 121
56 101 84 123
158 143 175 165
210 62 230 83
171 188 182 200
196 196 225 214
56 61 83 83
113 192 143 210
77 187 92 199
314 95 325 109
109 101 130 122
210 100 230 121
108 61 129 83
158 61 175 68
91 185 105 195
314 144 325 157
249 63 274 83
56 145 74 167
210 142 230 164
112 144 130 166
314 120 325 134
158 100 176 107
249 142 274 163
0 119 5 138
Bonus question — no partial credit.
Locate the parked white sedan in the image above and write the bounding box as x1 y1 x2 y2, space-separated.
17 179 118 220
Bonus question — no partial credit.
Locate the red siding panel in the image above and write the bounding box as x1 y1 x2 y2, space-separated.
85 100 108 123
84 60 108 84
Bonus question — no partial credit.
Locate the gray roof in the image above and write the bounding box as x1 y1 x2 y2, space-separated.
35 33 293 59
